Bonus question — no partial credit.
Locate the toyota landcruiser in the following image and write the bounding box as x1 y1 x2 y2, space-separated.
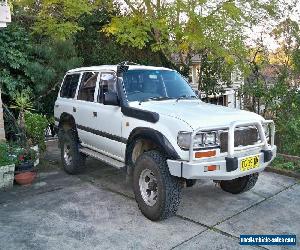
54 62 276 221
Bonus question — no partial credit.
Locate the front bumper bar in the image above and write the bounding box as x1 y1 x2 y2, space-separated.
168 120 276 180
167 145 276 180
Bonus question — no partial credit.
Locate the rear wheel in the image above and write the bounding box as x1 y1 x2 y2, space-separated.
220 173 259 194
133 150 182 221
59 129 86 174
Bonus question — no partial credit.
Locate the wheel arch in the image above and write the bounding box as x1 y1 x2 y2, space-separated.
57 112 79 146
58 112 76 129
125 127 180 168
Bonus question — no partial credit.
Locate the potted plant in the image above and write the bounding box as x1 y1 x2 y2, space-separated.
14 147 37 185
10 89 47 167
0 142 15 190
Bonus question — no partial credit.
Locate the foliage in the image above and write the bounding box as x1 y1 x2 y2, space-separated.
0 23 31 97
274 90 300 156
103 0 280 72
25 39 83 115
74 8 164 67
25 112 48 152
0 142 15 167
9 89 34 145
10 89 34 114
0 23 83 116
14 147 37 165
198 54 233 95
11 0 94 40
271 155 300 173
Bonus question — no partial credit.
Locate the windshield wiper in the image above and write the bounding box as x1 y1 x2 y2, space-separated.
139 96 173 105
176 95 198 102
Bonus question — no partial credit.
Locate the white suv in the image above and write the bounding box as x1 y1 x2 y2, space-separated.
54 63 276 221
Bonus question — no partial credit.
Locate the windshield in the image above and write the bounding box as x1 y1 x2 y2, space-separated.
122 69 197 102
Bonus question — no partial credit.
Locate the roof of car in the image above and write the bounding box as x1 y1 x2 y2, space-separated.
67 65 174 73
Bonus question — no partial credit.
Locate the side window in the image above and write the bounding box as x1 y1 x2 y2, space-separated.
60 74 80 98
77 72 99 102
98 72 117 103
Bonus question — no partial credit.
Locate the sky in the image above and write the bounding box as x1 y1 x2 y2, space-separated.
245 0 300 51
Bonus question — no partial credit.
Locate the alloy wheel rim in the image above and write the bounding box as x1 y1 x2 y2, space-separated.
63 143 72 165
139 169 158 206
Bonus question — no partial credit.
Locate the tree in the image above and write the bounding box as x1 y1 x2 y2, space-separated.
0 23 83 116
11 0 94 40
103 0 279 75
198 53 233 95
74 7 164 67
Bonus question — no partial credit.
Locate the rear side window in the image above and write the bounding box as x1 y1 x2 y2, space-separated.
77 72 99 102
60 74 80 98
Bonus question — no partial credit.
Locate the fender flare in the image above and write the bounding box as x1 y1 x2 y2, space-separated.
125 127 180 166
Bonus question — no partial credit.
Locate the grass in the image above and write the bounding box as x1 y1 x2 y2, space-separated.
271 155 300 173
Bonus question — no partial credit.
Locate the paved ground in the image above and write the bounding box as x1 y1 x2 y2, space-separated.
0 140 299 250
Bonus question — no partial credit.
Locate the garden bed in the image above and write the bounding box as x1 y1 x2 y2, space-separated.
267 154 300 179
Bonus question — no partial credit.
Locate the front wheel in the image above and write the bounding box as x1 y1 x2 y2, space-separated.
220 173 259 194
133 150 182 221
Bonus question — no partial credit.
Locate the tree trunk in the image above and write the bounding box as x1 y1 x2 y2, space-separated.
0 88 6 141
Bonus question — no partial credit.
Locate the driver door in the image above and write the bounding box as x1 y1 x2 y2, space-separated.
91 72 124 159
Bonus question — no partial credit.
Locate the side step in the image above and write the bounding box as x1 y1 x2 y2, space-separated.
79 147 125 169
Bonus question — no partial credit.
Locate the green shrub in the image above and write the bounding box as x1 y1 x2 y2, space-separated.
275 91 300 156
0 142 15 167
271 155 300 173
25 112 48 152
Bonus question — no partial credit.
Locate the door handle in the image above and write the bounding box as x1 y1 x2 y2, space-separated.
93 111 97 117
73 107 76 112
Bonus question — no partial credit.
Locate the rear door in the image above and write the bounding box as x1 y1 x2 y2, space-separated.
74 71 100 147
54 73 81 125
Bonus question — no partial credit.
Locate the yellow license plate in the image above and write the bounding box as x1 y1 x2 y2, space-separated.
241 155 259 171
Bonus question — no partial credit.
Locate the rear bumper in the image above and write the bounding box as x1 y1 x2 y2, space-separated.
167 145 277 180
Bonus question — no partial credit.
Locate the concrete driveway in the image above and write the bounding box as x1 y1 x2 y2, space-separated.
0 140 299 250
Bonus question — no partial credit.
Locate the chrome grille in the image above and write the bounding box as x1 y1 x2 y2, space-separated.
220 127 258 153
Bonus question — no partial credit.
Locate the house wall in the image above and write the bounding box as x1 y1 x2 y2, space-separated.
189 64 200 87
188 65 243 109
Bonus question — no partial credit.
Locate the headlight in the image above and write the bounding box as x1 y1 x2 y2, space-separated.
197 131 219 148
177 132 191 149
177 131 220 150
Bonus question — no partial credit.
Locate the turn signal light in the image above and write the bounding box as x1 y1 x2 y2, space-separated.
195 150 216 158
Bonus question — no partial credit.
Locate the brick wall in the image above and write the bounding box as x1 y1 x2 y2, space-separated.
0 88 5 141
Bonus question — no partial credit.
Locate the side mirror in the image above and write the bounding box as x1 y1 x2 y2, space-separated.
103 92 119 106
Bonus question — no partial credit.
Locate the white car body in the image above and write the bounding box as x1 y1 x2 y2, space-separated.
54 65 276 181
